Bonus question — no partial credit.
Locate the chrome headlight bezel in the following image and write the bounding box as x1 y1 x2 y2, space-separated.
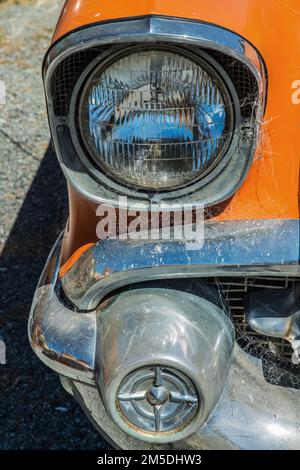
44 16 266 209
73 44 239 194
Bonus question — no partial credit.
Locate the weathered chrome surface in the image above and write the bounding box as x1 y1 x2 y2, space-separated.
62 377 171 451
95 288 234 443
245 285 300 364
29 233 300 448
29 221 300 385
65 345 300 450
45 16 265 96
117 366 199 433
62 219 300 311
28 235 97 384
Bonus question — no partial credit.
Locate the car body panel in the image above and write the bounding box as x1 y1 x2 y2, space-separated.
29 1 300 449
49 1 300 264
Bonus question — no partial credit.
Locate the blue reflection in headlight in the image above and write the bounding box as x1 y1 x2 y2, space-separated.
88 102 226 151
82 50 230 189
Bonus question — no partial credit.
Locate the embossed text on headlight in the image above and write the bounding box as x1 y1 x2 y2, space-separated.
79 48 235 190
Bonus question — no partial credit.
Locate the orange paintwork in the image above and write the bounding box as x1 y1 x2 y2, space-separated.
59 242 94 278
60 183 98 264
52 1 300 263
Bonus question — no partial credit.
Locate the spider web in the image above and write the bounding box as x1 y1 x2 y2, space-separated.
211 276 300 389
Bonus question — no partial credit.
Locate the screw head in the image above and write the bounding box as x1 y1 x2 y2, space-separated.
146 385 169 406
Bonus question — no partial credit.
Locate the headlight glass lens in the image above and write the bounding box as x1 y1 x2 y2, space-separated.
79 49 233 190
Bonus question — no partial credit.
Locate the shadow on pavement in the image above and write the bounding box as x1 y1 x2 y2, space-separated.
0 144 109 449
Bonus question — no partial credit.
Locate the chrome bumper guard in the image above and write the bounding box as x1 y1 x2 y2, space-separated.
28 219 300 449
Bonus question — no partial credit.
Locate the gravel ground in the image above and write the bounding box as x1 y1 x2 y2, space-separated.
0 0 110 449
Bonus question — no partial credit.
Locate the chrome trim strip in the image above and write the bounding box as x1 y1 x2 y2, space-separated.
45 16 266 98
61 219 300 310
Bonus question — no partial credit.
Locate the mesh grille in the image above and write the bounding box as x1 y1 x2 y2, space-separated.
208 277 300 388
49 46 259 118
50 48 105 116
210 277 297 363
209 51 259 118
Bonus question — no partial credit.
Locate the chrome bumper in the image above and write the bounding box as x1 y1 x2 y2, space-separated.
61 219 300 311
28 220 300 449
62 347 300 450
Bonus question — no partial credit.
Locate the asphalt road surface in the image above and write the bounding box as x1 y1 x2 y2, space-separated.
0 0 110 449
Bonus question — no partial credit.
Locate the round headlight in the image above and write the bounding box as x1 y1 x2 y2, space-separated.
79 48 235 191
